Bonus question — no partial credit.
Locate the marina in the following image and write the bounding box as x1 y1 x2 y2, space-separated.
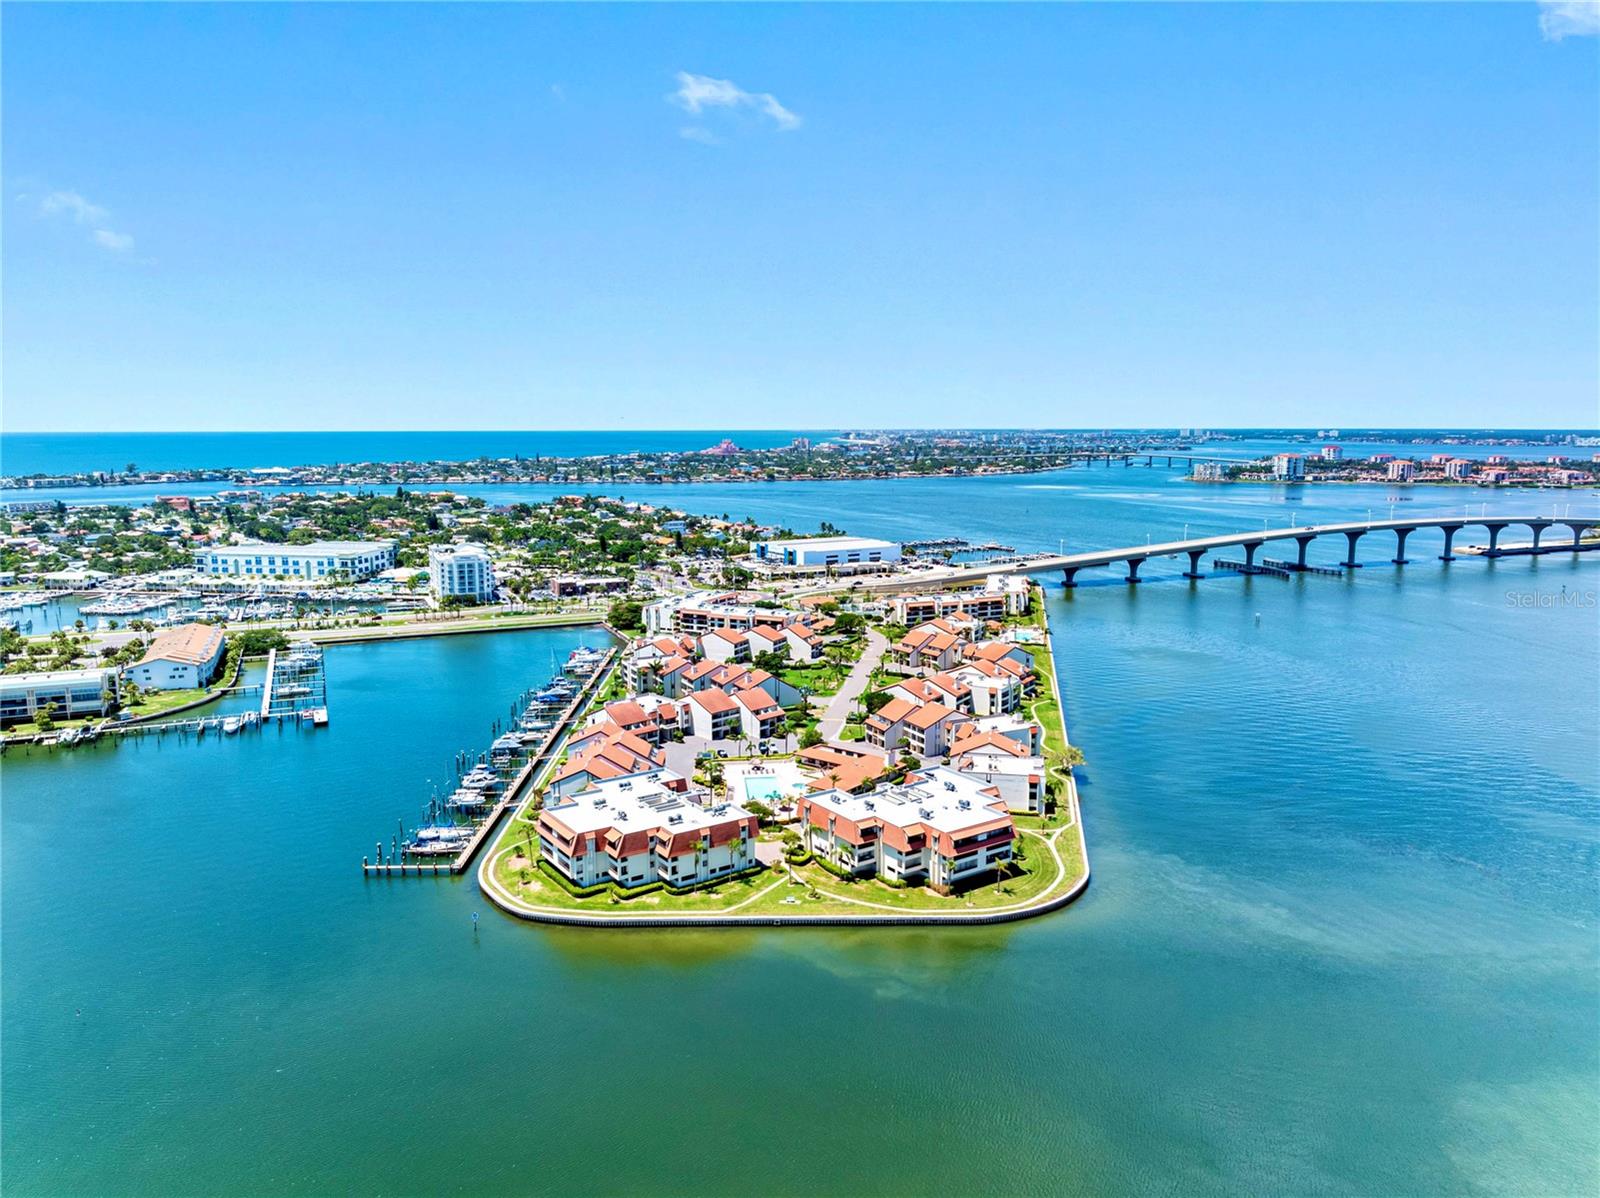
362 641 616 876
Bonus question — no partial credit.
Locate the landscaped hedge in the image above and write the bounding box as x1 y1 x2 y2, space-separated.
546 862 771 904
537 859 610 899
812 856 860 882
609 880 665 901
662 863 765 896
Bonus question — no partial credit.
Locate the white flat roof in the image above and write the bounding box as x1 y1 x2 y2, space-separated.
762 536 899 550
545 770 744 837
808 766 1005 836
431 543 491 559
208 540 394 556
0 667 116 690
953 753 1042 777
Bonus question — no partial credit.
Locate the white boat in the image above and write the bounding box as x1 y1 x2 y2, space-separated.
222 716 242 735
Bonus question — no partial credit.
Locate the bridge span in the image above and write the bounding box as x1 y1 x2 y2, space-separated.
852 514 1596 592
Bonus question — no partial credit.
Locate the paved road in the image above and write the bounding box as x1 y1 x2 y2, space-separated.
817 627 888 741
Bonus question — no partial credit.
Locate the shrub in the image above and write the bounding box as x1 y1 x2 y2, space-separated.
537 859 609 899
607 599 644 631
230 629 290 657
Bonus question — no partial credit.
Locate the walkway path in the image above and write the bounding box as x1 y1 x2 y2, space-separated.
816 627 888 741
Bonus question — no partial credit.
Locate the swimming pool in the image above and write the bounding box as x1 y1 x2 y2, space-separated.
742 777 790 803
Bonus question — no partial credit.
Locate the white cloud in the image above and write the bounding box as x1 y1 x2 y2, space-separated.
93 229 135 252
669 71 801 133
40 190 108 226
1538 1 1600 40
36 188 134 253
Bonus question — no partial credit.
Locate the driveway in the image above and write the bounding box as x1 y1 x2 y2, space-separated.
817 627 888 740
663 733 798 779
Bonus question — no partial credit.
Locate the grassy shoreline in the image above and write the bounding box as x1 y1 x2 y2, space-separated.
478 582 1090 925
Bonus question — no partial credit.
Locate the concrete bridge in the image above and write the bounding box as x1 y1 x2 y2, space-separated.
854 515 1596 592
1012 449 1249 470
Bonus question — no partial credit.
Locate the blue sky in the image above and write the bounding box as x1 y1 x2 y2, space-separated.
3 2 1596 432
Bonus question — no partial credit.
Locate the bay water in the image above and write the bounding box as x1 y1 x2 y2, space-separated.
2 469 1596 1195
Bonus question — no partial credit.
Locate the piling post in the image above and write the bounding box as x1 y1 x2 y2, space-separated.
1393 528 1411 564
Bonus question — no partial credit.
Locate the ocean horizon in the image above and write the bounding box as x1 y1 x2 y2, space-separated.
3 428 1594 480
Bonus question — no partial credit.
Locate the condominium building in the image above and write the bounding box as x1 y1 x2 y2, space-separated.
428 543 497 603
195 540 396 581
796 766 1015 892
123 623 226 691
0 667 119 726
891 576 1029 626
1271 453 1305 481
643 592 796 636
537 772 757 890
1387 460 1416 482
950 729 1047 814
684 688 740 741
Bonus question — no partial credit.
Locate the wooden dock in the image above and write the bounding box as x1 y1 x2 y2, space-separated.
1261 558 1344 576
1212 558 1292 578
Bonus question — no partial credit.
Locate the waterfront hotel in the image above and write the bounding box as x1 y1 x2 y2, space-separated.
194 539 396 581
796 766 1016 893
536 770 758 890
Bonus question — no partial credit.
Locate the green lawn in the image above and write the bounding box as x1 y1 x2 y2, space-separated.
779 663 845 696
779 834 1066 912
489 819 785 914
488 804 1085 920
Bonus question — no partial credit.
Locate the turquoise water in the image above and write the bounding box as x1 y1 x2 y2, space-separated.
0 430 816 477
3 474 1597 1195
743 777 792 803
2 429 1590 479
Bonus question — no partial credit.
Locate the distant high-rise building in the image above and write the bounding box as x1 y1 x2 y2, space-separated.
428 543 496 603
